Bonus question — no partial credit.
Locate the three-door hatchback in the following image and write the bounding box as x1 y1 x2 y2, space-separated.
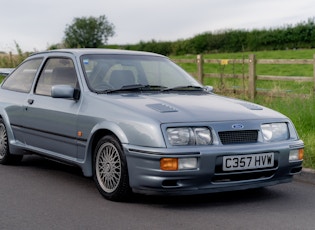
0 49 304 201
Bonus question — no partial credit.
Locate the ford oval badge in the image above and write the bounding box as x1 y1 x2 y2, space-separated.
232 124 244 129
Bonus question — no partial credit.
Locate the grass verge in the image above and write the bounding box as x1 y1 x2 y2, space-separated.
255 96 315 169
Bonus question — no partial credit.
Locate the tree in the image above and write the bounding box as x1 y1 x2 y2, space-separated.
64 15 115 48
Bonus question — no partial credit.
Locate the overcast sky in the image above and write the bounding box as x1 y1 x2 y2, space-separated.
1 0 315 53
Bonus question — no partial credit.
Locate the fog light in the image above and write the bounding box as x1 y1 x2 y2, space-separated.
160 158 178 171
178 158 198 170
289 149 304 161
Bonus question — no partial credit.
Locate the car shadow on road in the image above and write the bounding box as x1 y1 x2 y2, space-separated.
130 186 285 208
19 154 83 176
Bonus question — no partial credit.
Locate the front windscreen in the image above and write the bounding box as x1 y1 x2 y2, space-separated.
81 54 201 92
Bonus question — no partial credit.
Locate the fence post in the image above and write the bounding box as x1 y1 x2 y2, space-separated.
313 54 315 95
248 54 256 100
197 54 203 84
9 52 13 67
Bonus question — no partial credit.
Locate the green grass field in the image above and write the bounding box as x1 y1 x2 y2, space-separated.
172 49 315 168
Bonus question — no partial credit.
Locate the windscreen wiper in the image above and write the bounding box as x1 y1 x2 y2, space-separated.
161 85 205 92
98 84 167 94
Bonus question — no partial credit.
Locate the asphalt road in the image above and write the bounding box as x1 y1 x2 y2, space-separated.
0 155 314 230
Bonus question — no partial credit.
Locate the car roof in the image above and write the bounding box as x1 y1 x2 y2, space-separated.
30 48 164 58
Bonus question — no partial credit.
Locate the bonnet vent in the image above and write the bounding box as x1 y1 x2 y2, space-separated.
146 103 178 113
238 102 263 110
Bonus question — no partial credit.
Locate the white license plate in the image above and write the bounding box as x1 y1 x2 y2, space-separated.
223 153 274 171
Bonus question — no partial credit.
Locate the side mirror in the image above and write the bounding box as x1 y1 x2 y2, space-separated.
51 85 80 100
203 85 214 93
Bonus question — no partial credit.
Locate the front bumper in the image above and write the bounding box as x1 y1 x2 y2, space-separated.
124 140 304 196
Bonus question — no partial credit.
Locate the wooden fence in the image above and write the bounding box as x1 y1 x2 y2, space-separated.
173 54 315 99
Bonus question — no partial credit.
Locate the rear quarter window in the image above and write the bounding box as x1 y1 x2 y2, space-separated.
1 58 43 93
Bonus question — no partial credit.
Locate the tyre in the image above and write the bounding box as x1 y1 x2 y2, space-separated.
0 118 23 165
93 135 131 201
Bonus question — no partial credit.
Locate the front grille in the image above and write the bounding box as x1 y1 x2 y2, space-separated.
218 130 258 145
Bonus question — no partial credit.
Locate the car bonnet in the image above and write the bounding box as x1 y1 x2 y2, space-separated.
100 93 285 123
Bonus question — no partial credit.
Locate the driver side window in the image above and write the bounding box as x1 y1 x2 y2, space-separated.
35 58 78 96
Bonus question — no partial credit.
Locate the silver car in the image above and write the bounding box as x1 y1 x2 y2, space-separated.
0 49 304 201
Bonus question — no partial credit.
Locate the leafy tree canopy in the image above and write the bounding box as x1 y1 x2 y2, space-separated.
64 15 115 48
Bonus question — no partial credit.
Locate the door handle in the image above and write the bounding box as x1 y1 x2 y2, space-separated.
27 99 34 105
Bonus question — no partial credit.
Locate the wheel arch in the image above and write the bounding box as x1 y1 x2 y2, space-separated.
81 122 128 177
90 129 122 156
0 110 19 154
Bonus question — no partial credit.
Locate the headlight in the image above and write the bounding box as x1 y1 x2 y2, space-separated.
166 127 212 145
261 123 289 142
